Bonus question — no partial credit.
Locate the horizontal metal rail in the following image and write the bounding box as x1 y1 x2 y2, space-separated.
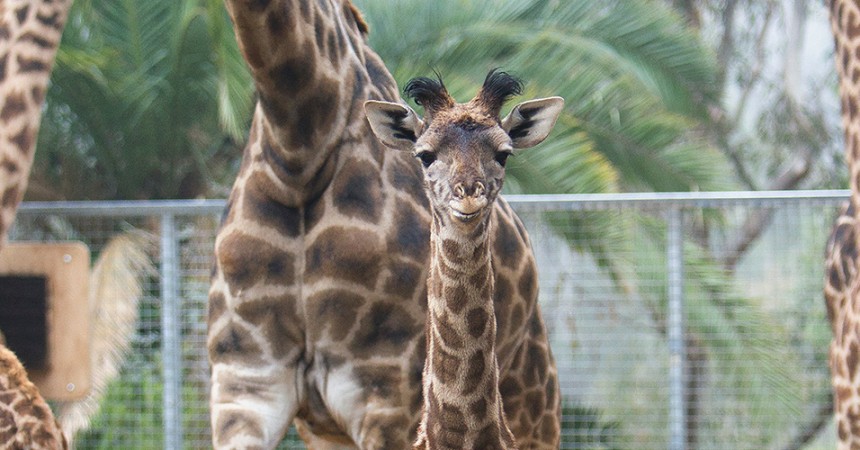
15 190 851 216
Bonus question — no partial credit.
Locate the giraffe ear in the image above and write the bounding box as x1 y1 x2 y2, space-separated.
365 100 424 151
501 97 564 149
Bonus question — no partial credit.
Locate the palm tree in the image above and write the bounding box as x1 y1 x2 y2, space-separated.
27 0 253 201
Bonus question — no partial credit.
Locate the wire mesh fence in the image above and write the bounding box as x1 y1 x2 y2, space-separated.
8 191 846 449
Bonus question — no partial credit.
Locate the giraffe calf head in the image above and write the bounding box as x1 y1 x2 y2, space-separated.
365 70 563 227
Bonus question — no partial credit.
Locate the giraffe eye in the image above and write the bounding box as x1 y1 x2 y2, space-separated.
416 151 437 168
495 151 512 167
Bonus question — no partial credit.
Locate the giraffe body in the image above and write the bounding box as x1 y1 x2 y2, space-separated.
366 71 563 450
0 344 67 449
209 1 561 448
826 1 860 448
0 1 73 448
0 0 71 249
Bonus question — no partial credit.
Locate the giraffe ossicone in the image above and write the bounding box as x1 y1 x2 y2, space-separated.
366 70 563 450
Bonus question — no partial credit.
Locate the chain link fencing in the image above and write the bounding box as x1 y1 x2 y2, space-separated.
8 191 846 449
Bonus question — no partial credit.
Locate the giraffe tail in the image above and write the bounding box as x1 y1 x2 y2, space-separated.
54 230 156 446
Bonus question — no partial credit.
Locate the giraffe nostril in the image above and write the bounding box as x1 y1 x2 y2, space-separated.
453 181 486 199
474 182 485 198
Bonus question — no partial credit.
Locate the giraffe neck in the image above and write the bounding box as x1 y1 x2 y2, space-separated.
0 0 72 247
224 0 399 205
423 216 515 449
831 0 860 207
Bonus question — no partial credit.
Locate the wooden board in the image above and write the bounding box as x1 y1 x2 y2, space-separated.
0 242 91 400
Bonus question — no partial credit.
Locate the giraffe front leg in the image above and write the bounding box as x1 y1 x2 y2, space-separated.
210 361 301 449
208 282 306 449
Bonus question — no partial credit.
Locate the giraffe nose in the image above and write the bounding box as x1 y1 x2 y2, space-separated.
453 180 486 199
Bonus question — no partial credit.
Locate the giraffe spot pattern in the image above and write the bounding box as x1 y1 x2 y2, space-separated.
466 307 489 338
349 302 421 359
463 350 486 394
353 365 404 403
308 289 365 341
388 199 430 262
430 342 460 386
0 91 27 121
383 260 423 299
209 322 265 366
235 295 302 360
305 227 383 289
215 411 264 448
242 178 302 237
432 310 464 350
331 158 382 222
218 232 296 295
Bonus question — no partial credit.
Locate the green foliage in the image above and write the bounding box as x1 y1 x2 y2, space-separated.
73 355 164 449
355 0 733 195
561 403 623 450
31 0 253 200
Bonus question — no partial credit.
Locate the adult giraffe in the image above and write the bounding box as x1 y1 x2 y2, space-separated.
825 0 860 448
0 0 72 448
208 0 561 448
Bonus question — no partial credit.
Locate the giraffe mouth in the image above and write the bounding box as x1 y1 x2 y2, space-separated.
449 197 488 222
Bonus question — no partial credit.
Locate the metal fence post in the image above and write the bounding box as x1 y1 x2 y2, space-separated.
160 213 183 449
667 207 686 450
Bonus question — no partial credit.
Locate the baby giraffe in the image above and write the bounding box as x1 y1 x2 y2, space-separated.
366 70 563 450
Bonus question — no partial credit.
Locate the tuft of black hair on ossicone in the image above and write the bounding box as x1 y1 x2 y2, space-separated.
478 69 524 116
404 73 454 114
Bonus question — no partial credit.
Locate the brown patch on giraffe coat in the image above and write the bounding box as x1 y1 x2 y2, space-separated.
217 232 296 295
473 423 505 449
16 54 48 73
36 9 65 30
0 91 27 121
242 179 301 237
518 266 537 302
430 401 467 448
353 364 404 402
305 227 383 289
443 285 468 314
10 126 33 154
208 292 226 325
0 158 17 174
848 339 860 382
494 217 523 269
209 322 265 366
467 307 489 339
441 239 464 265
433 310 464 350
383 260 423 299
2 186 19 207
331 159 383 222
236 295 302 360
463 350 486 394
293 79 340 148
309 289 365 341
0 53 7 82
430 342 460 385
388 199 430 262
349 302 420 359
215 411 265 448
470 397 488 420
14 5 29 25
388 156 427 206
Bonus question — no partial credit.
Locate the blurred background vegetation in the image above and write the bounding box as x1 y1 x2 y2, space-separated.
22 0 844 448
